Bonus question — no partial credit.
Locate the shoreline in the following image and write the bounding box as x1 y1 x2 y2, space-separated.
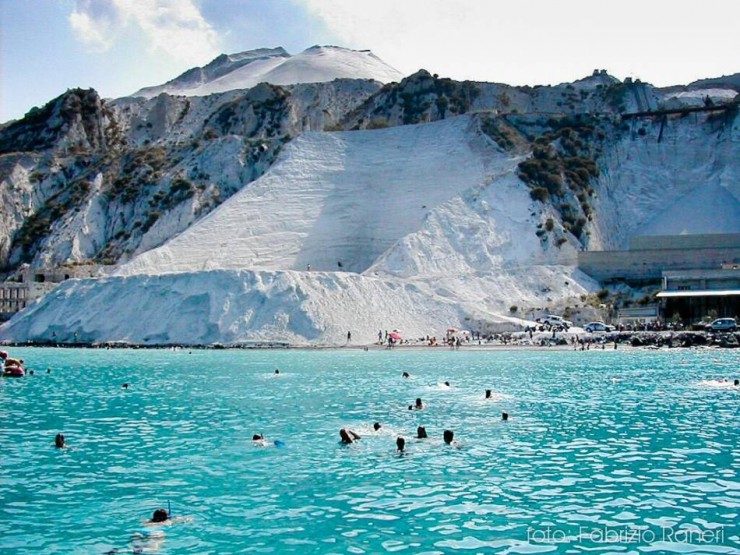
2 330 738 351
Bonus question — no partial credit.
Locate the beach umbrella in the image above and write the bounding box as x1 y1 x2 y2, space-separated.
447 327 458 333
389 332 402 340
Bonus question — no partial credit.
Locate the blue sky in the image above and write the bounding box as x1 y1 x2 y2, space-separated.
2 0 738 122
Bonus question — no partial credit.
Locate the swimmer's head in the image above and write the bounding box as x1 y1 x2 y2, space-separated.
0 351 6 360
373 422 381 431
339 429 352 443
735 379 739 386
252 434 263 441
417 426 427 439
274 369 280 374
443 430 454 444
415 398 423 409
502 412 509 421
444 381 450 387
151 508 169 523
402 372 410 378
485 389 492 399
396 437 405 452
54 433 65 448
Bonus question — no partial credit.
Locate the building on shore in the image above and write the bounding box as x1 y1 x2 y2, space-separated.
0 264 103 320
579 233 740 324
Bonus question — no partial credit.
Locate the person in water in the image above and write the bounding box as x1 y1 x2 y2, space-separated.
55 433 66 448
0 351 23 369
485 389 492 399
416 426 428 439
402 372 410 378
408 398 424 410
443 430 455 445
340 429 361 444
373 422 382 431
396 437 406 453
735 379 739 386
502 412 509 421
150 509 169 523
444 381 450 387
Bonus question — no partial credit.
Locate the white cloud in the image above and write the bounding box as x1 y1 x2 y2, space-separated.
69 0 221 65
296 0 740 87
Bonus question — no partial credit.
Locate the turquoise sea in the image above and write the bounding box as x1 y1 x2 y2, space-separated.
1 347 738 554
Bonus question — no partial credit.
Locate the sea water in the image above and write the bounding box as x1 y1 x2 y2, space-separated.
0 347 738 554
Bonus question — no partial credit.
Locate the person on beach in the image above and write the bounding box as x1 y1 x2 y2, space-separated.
55 433 66 448
416 426 428 439
340 429 361 444
396 437 406 453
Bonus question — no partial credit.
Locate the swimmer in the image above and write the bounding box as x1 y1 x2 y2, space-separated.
502 412 509 421
735 379 739 386
415 398 423 409
274 369 280 375
444 381 450 387
485 389 492 399
150 508 169 523
122 383 130 389
252 434 266 446
416 426 428 439
373 422 382 431
443 429 455 445
340 429 361 444
396 437 406 453
402 372 410 378
54 433 66 449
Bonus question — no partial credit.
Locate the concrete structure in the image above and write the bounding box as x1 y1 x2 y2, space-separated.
578 234 740 283
657 268 740 322
0 264 103 320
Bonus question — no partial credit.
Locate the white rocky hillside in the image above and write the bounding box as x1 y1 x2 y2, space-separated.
132 46 404 99
6 104 738 346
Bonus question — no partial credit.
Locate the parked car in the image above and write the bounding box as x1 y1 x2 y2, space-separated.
537 315 572 330
706 318 737 332
584 321 614 333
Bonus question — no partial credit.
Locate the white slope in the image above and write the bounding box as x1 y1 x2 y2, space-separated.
2 270 466 346
118 116 531 276
132 46 404 99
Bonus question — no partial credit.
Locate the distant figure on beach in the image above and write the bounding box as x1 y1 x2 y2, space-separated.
54 433 66 449
347 331 351 343
485 389 492 399
417 426 428 439
402 372 410 378
396 437 405 453
443 430 455 445
340 429 361 444
502 412 509 421
373 422 382 431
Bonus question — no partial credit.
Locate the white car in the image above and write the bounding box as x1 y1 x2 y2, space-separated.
538 315 573 330
584 321 614 333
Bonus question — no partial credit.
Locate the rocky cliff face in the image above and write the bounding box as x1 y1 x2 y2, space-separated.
0 67 736 279
0 80 381 272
